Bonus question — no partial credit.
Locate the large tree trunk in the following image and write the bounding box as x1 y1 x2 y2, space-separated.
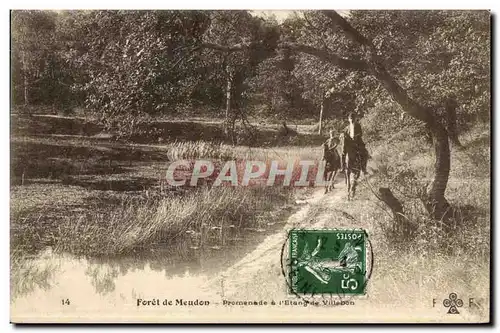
445 97 462 149
371 62 451 220
423 121 452 219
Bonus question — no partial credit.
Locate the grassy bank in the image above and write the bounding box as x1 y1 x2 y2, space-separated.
10 154 306 258
10 129 314 298
52 186 294 257
11 115 325 259
307 121 490 319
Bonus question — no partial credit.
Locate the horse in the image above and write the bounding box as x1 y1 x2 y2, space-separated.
339 132 367 200
322 138 341 194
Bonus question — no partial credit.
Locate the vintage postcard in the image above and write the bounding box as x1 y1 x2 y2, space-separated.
10 9 491 323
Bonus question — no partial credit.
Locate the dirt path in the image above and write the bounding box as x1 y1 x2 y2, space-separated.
208 174 380 302
212 186 335 300
196 176 481 323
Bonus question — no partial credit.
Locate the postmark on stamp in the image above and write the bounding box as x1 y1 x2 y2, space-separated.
288 229 367 296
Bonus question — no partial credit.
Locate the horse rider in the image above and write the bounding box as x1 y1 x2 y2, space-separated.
324 129 338 150
323 129 339 162
340 112 368 174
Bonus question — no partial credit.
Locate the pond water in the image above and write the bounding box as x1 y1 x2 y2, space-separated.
10 206 293 321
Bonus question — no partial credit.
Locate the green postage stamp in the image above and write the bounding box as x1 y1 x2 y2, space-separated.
289 229 367 296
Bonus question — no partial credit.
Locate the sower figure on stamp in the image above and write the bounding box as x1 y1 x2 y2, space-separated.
340 112 369 175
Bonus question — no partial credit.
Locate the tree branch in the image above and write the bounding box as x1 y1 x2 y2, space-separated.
322 10 434 124
282 43 370 71
322 10 450 218
201 41 370 72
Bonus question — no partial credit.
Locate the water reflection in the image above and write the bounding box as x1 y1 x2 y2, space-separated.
80 249 204 296
11 208 292 306
85 264 119 295
10 249 60 301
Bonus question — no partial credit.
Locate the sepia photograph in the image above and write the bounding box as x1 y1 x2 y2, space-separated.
9 8 491 323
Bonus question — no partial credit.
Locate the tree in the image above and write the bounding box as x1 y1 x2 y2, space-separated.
247 47 307 121
349 10 490 147
284 12 379 133
50 10 279 140
201 10 491 220
319 11 452 219
69 10 211 136
201 11 279 142
11 10 59 109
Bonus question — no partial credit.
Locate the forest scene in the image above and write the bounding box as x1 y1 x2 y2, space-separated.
10 10 490 323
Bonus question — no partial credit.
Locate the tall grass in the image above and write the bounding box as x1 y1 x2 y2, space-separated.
167 141 235 161
53 186 293 257
11 137 322 259
366 123 489 319
369 122 490 252
297 122 490 320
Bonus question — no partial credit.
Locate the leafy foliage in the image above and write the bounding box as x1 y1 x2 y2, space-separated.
72 11 211 135
11 11 74 109
11 10 490 138
349 10 490 126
